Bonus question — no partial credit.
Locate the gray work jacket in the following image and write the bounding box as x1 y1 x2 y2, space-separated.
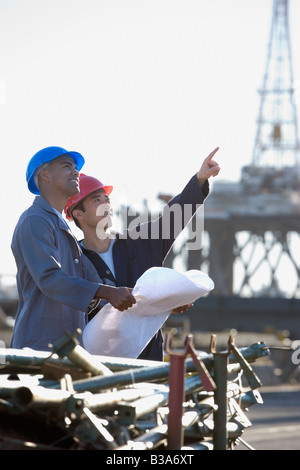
10 196 101 350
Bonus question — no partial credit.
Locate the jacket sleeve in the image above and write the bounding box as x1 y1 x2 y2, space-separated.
16 214 100 311
127 174 209 261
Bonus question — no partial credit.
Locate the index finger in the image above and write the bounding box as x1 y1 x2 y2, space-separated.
205 147 219 162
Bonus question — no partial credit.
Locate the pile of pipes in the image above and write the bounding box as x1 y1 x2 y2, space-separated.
0 330 269 450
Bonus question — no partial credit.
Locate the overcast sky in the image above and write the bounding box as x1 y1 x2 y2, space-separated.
0 0 299 276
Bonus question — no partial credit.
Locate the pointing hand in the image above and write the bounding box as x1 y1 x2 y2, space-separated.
197 147 221 183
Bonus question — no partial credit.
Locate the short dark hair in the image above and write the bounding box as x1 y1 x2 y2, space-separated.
72 200 86 229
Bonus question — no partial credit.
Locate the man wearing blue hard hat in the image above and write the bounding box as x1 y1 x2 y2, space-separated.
10 146 136 351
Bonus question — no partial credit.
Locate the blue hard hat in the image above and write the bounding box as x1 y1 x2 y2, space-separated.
26 146 85 194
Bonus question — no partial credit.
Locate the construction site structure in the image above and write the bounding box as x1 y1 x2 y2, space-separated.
173 0 300 300
117 1 300 338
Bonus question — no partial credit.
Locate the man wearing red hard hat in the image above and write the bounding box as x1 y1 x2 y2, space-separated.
64 148 221 361
65 174 113 226
10 146 136 351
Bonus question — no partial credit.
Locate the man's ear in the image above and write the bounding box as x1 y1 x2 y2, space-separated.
72 208 84 221
38 167 50 185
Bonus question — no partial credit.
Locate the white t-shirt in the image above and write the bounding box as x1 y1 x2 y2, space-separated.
98 239 116 278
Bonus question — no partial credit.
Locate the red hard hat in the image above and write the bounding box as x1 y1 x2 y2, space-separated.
64 173 113 220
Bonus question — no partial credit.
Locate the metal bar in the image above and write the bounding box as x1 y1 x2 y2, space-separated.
117 391 169 425
56 350 254 394
8 383 167 414
210 334 229 450
240 390 263 410
116 424 168 450
212 351 228 450
116 411 200 450
167 351 186 450
184 335 216 392
0 332 269 450
165 333 216 450
228 337 262 389
0 341 270 377
69 364 170 393
50 330 112 377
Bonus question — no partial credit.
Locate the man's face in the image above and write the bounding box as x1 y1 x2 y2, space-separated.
43 156 79 196
76 189 113 232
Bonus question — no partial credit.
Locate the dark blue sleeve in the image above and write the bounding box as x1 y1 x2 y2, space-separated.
115 175 209 285
133 174 209 258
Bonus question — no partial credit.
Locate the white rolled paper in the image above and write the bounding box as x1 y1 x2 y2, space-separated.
83 266 214 358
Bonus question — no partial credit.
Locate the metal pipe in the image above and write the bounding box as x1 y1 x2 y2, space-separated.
212 352 229 450
0 341 269 378
117 424 168 450
50 330 112 376
210 334 230 451
0 336 268 450
167 351 186 450
116 411 200 450
240 389 263 410
0 348 162 372
9 383 166 413
13 386 71 409
67 364 170 393
118 391 169 425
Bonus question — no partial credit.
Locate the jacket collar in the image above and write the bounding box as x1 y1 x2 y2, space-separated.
33 196 71 232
